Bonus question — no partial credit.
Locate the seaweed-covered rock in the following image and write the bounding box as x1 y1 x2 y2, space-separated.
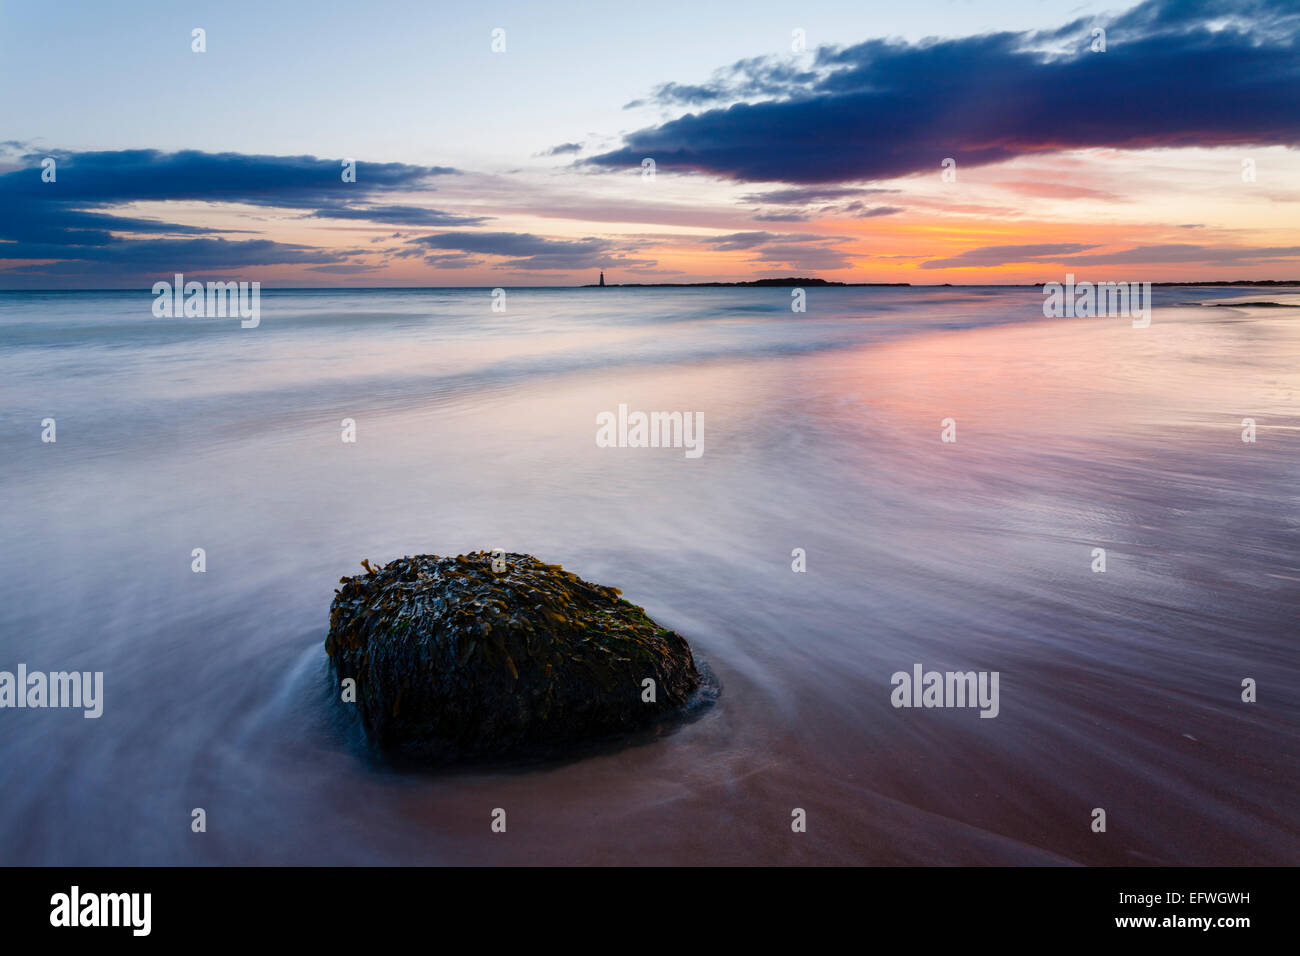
325 551 701 760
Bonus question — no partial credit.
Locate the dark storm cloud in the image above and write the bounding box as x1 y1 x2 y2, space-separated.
0 238 349 277
2 148 453 204
588 0 1300 184
0 148 459 279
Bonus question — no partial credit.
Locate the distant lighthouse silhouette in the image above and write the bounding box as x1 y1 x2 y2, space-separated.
598 271 605 287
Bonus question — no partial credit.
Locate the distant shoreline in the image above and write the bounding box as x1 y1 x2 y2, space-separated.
4 279 1299 293
579 278 1300 289
581 278 908 288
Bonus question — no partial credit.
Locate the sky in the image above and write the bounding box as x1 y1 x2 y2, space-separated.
1 0 1298 287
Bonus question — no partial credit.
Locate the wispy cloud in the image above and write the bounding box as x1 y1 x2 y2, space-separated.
541 142 584 156
920 243 1101 269
410 231 655 271
920 242 1300 269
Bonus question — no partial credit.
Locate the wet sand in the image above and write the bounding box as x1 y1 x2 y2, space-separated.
0 288 1296 864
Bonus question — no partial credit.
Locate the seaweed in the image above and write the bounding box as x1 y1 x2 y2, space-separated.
325 551 701 761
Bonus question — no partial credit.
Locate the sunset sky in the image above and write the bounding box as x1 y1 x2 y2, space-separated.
2 0 1298 287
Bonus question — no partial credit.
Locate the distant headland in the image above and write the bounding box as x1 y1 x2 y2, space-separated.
581 276 910 288
581 276 1299 289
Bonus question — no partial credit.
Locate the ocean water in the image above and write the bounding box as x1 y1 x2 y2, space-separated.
0 285 1297 865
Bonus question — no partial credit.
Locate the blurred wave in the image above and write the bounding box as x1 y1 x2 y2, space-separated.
0 286 1296 864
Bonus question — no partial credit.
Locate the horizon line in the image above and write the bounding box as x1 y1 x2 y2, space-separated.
4 279 1300 292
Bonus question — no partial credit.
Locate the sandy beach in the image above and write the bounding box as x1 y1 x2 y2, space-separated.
0 286 1295 864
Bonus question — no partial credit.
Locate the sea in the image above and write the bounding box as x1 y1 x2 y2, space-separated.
0 285 1296 864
